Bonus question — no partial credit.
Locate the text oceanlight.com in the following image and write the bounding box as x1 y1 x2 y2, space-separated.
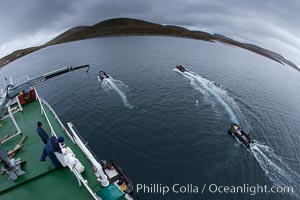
136 183 294 196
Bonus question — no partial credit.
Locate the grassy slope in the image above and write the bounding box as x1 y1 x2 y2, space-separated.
0 18 298 71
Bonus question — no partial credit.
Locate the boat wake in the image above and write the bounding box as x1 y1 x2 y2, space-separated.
174 68 247 126
101 77 134 109
251 142 299 196
175 67 299 196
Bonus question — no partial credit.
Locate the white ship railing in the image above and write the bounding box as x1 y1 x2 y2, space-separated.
39 98 75 144
34 92 102 200
67 122 110 187
73 168 101 200
34 87 56 137
67 123 134 199
33 90 131 200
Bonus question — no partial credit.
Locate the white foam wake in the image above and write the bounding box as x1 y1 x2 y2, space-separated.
251 142 299 196
174 68 246 125
101 77 133 109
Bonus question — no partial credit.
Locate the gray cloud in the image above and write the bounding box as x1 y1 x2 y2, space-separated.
0 0 299 66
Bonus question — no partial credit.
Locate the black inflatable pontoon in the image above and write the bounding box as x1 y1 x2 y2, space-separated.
98 71 110 81
228 123 253 148
176 65 187 72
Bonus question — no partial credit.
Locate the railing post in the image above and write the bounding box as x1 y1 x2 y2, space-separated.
8 106 21 134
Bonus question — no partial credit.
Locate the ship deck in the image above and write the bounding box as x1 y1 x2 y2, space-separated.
0 101 123 200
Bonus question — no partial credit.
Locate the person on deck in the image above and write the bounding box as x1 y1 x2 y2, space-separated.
40 136 64 168
37 121 49 144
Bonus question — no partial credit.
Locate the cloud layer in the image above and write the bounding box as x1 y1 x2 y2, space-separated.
1 0 299 66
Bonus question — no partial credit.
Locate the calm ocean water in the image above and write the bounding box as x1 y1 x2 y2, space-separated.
1 36 300 199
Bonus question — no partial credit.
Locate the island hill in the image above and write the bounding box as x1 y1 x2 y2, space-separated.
0 18 298 71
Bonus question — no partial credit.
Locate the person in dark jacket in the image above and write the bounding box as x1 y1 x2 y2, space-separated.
37 121 49 144
40 136 64 168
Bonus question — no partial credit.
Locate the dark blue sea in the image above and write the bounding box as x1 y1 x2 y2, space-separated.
1 36 300 199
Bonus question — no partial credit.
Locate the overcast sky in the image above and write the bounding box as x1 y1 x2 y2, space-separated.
1 0 299 67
